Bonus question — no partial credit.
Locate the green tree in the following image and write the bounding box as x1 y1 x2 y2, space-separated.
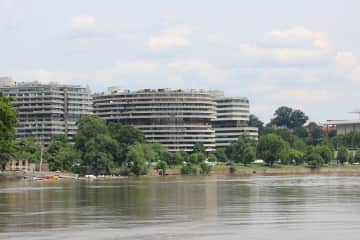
315 145 333 164
214 148 228 162
108 123 144 164
227 136 256 165
305 152 324 168
199 162 212 175
75 116 109 152
189 152 206 164
12 138 41 163
249 114 263 133
155 161 168 175
354 149 360 163
82 134 118 175
337 146 349 165
126 143 148 176
293 127 308 139
271 106 308 129
289 149 305 165
207 153 217 162
193 143 206 153
0 93 17 170
46 135 80 171
257 134 287 166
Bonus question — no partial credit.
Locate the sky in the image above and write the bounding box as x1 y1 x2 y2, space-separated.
1 0 360 123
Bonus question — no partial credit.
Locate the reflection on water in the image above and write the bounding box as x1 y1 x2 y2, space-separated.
1 175 360 239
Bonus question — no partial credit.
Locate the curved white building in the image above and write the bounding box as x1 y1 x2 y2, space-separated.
93 89 217 152
213 97 258 147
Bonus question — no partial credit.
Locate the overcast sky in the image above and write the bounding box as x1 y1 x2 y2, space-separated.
1 0 360 123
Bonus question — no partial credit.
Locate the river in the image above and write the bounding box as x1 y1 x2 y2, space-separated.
1 174 360 239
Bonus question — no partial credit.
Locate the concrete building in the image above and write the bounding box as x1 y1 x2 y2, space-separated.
213 96 258 147
0 79 93 146
94 88 258 151
326 120 360 135
93 88 217 152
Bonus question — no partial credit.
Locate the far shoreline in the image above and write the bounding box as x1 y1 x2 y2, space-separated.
3 165 360 181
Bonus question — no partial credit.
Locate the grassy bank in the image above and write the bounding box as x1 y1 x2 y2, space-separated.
149 164 360 176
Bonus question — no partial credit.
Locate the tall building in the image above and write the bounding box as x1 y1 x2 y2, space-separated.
0 80 93 146
94 88 258 151
93 89 217 152
212 96 258 148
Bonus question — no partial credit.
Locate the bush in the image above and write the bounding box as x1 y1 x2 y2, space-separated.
199 162 212 175
180 164 198 175
305 152 324 168
155 161 168 175
229 164 236 174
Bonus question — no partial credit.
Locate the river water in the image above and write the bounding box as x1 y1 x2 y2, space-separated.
1 174 360 239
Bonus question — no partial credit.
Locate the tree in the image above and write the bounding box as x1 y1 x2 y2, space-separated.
207 153 217 162
227 136 256 165
354 149 360 163
199 162 212 175
289 149 305 165
12 138 41 163
155 161 168 175
315 145 333 164
75 116 110 152
108 123 144 164
249 114 264 133
290 110 309 129
0 93 17 170
294 127 308 139
82 134 118 175
257 134 287 166
305 152 324 168
46 135 80 171
189 152 206 164
193 143 205 153
243 146 256 165
214 148 228 162
271 106 308 129
337 146 349 165
126 143 149 176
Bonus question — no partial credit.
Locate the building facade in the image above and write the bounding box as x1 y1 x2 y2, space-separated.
326 120 360 135
212 96 258 147
0 80 93 146
94 88 258 151
93 89 217 152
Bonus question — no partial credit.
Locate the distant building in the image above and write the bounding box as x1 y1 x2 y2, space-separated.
94 88 258 151
0 80 93 146
4 159 48 172
93 88 217 152
213 96 258 147
326 120 360 135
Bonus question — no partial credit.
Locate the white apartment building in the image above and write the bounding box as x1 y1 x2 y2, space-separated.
213 97 258 147
93 89 217 152
0 79 93 146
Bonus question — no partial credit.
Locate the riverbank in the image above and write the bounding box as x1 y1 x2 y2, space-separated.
3 164 360 181
148 164 360 176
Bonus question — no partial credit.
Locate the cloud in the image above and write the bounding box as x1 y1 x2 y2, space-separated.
336 51 360 83
239 27 333 66
272 88 333 103
207 33 226 44
261 27 332 50
148 25 191 52
70 15 97 31
94 59 232 89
